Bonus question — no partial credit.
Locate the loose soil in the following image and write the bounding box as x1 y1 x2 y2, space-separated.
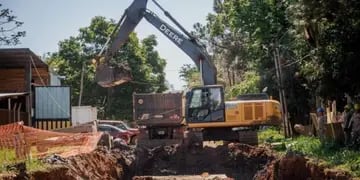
134 143 274 179
0 143 354 180
133 142 352 180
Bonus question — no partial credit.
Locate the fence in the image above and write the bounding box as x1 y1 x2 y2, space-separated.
0 122 102 167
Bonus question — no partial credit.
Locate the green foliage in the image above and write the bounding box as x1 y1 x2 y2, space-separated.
289 0 360 99
258 129 360 176
226 71 260 99
179 64 201 88
0 4 26 45
0 149 46 173
287 136 360 176
258 127 285 144
47 16 167 119
192 0 360 124
0 149 16 168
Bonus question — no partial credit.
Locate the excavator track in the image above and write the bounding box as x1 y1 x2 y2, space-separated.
185 128 259 147
237 130 258 146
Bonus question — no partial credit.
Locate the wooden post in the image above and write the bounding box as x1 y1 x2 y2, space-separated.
25 57 32 126
8 98 11 122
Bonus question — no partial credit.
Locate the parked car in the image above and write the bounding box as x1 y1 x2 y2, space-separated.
97 124 134 144
97 123 138 145
97 120 140 135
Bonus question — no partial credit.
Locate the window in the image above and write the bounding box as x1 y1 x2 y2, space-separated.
187 87 225 123
209 87 222 111
189 89 202 108
98 126 109 132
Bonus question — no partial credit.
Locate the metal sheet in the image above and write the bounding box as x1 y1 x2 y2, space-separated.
35 86 71 119
0 92 27 99
71 106 97 126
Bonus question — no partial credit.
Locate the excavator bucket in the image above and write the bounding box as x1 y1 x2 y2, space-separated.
95 60 132 88
94 0 148 88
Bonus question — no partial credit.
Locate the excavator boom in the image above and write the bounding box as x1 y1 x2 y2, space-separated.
95 0 216 87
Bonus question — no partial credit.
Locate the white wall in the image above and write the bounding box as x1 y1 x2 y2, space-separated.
71 106 97 126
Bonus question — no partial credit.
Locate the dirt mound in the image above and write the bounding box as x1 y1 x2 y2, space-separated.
65 147 123 179
0 146 135 180
254 151 352 180
135 143 353 180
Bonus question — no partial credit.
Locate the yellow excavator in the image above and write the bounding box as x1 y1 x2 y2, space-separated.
94 0 282 145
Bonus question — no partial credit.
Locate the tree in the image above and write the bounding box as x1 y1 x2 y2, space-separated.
47 16 167 120
226 71 260 99
179 64 200 88
0 4 25 46
289 0 360 103
192 0 312 126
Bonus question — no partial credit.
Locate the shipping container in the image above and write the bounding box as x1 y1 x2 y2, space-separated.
33 86 71 130
34 86 71 120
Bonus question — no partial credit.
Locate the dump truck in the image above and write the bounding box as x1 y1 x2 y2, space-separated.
94 0 282 145
133 92 185 147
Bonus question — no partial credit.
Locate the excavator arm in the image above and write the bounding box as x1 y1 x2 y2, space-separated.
95 0 217 87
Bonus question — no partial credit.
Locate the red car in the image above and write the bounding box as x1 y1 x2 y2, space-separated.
97 124 135 144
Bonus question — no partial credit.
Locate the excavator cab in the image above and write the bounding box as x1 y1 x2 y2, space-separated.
185 85 225 123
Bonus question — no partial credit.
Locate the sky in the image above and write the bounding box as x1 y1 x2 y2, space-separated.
2 0 214 90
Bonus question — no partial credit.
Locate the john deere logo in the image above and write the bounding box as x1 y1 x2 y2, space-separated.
138 99 144 104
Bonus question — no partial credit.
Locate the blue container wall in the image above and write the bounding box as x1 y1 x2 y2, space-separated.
35 86 71 119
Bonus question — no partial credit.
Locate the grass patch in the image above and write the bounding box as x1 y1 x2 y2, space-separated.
286 136 360 177
0 149 47 174
258 128 360 177
0 149 17 165
26 158 48 172
258 127 285 143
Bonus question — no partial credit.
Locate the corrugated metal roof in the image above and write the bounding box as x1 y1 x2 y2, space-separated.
0 92 28 99
0 48 48 68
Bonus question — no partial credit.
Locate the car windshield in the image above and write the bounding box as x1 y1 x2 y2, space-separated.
98 120 132 130
121 122 131 129
98 124 126 133
114 123 127 130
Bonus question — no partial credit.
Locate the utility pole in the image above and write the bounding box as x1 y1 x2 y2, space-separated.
78 62 85 106
273 45 291 137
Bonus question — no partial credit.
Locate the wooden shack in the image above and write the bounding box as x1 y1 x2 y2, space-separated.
0 48 50 126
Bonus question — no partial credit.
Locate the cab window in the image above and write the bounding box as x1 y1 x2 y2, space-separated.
209 87 222 111
189 89 202 108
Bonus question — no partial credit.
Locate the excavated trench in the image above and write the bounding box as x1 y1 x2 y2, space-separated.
1 143 352 180
132 143 352 180
133 143 273 179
